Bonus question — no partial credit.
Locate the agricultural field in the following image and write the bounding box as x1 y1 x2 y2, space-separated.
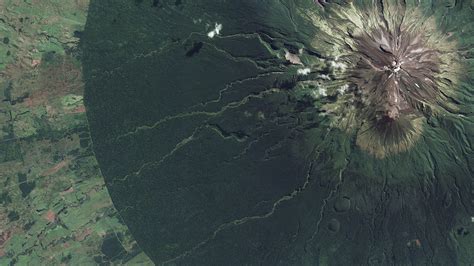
0 1 151 264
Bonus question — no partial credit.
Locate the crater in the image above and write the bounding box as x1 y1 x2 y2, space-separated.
304 5 462 158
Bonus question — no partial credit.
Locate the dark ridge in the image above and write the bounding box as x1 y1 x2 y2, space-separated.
273 76 298 90
185 42 204 57
18 173 35 198
152 0 162 8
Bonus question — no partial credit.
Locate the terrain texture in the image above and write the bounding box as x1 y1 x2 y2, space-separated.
82 0 474 265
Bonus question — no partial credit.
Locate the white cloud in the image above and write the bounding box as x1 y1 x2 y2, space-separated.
330 60 347 71
297 68 311 75
338 84 349 94
318 87 327 97
207 23 223 38
319 74 330 80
